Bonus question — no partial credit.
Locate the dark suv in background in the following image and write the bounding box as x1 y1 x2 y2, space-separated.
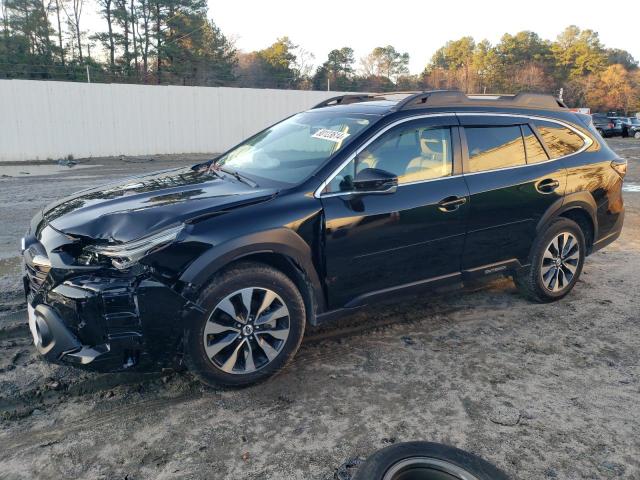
23 91 626 386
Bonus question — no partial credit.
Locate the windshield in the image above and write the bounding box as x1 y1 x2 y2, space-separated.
215 111 374 185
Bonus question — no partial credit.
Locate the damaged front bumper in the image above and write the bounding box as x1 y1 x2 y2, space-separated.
27 302 111 366
25 277 147 370
23 232 203 372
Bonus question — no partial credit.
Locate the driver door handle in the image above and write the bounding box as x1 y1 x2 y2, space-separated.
438 196 467 212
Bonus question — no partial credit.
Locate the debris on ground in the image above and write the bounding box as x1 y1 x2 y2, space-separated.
57 158 77 167
334 457 365 480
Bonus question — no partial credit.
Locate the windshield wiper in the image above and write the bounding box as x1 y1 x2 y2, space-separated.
220 168 258 188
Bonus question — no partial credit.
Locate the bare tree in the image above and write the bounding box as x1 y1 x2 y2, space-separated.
154 0 160 82
61 0 84 61
137 0 151 77
293 47 314 77
130 0 138 75
52 0 65 65
1 0 9 66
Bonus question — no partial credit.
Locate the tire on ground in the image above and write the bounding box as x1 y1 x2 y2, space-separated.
353 441 510 480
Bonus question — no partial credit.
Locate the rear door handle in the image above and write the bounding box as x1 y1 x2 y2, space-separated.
438 196 467 212
536 178 560 194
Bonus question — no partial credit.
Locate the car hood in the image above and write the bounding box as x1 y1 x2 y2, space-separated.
42 165 278 242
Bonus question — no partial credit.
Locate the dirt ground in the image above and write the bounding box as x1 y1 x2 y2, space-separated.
0 141 639 480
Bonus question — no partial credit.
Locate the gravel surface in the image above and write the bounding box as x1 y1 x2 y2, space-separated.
0 141 639 480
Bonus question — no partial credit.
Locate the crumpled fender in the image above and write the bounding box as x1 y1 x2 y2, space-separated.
179 227 326 313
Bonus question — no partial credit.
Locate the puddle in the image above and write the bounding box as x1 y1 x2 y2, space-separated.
0 163 102 178
623 183 640 193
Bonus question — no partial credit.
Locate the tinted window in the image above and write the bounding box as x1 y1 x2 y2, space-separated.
522 125 549 164
534 120 585 159
325 126 453 193
465 126 526 173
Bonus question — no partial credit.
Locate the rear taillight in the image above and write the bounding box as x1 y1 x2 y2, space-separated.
608 122 614 129
611 159 627 178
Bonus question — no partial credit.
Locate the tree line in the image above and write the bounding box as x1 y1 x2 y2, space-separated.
1 0 638 112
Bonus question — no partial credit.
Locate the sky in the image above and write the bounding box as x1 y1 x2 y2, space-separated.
208 0 640 74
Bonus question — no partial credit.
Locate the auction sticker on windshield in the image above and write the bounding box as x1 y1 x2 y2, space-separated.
312 129 350 142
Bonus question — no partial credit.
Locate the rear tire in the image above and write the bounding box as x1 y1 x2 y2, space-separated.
353 442 510 480
185 262 305 387
515 218 585 303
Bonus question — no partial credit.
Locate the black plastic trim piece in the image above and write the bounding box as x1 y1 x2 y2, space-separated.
343 272 462 309
462 259 524 280
312 94 377 109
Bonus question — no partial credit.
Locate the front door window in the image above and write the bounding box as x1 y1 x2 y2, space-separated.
324 126 453 194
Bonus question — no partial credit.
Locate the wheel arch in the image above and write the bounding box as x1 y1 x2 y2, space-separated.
180 228 326 325
558 207 595 253
537 192 597 254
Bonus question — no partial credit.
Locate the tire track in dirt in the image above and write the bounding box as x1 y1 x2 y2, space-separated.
0 392 203 455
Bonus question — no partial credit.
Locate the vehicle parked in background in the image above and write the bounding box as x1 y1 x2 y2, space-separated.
22 91 627 386
620 117 640 138
592 114 621 137
627 124 640 139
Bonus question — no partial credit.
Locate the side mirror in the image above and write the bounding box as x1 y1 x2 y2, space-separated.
353 168 398 194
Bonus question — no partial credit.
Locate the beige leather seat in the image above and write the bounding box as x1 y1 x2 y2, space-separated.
403 130 450 182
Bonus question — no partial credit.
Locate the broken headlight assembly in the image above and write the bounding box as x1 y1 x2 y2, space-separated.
82 224 184 270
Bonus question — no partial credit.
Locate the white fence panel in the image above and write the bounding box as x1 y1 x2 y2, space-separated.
0 80 344 162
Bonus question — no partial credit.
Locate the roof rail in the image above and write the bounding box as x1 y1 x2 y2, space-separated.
312 90 567 111
312 94 378 109
392 90 567 111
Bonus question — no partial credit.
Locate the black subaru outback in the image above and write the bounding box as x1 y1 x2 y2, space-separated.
22 91 626 386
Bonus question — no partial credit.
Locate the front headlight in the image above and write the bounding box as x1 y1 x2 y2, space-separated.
85 224 184 270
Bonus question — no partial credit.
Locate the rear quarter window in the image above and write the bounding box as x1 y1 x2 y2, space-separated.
534 120 585 159
522 125 549 164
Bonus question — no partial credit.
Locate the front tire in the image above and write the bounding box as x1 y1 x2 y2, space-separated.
634 131 640 140
185 262 305 387
515 218 586 303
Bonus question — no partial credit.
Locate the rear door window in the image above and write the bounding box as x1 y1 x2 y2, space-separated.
533 120 585 159
464 126 526 173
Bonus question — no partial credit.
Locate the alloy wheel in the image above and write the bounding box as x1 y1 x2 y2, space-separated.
540 231 580 293
202 287 290 374
382 457 481 480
